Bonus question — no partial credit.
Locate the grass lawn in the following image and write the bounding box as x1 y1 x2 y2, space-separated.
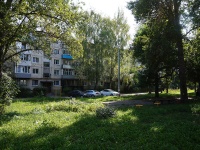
1 90 200 150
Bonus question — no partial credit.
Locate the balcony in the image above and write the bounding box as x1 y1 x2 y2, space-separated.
62 54 73 59
62 75 77 79
15 73 31 78
43 67 50 73
62 64 73 69
43 73 51 78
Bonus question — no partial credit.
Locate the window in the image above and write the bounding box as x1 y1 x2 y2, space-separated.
63 49 69 54
54 59 59 65
53 49 59 54
21 43 26 50
63 60 72 65
54 80 60 86
43 62 50 67
63 69 75 75
54 70 59 76
16 65 30 73
32 80 39 86
33 57 39 63
17 79 27 86
33 68 39 74
20 54 31 61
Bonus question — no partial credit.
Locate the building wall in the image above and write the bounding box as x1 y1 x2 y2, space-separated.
14 41 82 93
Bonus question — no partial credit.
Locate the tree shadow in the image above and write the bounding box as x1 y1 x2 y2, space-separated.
1 104 199 150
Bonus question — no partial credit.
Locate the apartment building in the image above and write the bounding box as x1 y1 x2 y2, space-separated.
14 41 82 94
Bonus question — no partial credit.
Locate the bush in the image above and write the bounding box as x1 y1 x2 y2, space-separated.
96 107 116 119
0 73 19 115
16 87 32 98
191 104 200 114
32 87 47 96
62 87 72 96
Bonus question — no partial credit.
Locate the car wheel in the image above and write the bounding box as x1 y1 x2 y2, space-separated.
110 94 114 96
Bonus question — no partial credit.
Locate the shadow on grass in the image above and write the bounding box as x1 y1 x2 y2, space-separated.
1 104 200 150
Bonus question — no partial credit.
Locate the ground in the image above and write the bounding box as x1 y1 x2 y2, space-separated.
103 99 154 107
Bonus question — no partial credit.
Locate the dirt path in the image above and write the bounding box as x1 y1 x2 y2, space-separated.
103 100 154 107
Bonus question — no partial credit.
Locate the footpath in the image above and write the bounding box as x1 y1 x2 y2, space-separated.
103 99 154 107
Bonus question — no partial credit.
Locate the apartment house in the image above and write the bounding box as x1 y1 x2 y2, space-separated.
14 41 82 94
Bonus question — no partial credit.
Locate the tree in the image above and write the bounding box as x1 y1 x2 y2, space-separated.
128 0 190 100
0 73 19 114
132 24 177 97
0 0 84 112
0 0 84 78
80 10 130 90
185 28 200 88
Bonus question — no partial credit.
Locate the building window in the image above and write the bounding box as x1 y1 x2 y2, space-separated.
43 62 50 67
17 79 27 86
63 60 72 65
54 70 59 76
63 69 74 75
33 68 39 74
53 49 59 54
32 80 39 86
21 43 26 50
20 54 31 61
63 49 69 54
33 57 39 63
16 65 30 73
54 80 60 86
54 59 59 65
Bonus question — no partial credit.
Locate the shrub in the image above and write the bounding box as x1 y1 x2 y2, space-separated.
16 87 32 98
62 87 72 96
32 87 47 96
96 107 116 119
191 104 200 114
0 73 19 115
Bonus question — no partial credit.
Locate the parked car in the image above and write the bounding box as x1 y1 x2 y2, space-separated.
84 90 101 97
100 89 119 96
68 90 84 97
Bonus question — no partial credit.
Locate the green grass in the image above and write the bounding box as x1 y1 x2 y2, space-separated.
1 91 200 150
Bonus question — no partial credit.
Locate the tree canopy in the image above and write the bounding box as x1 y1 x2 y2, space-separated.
0 0 84 77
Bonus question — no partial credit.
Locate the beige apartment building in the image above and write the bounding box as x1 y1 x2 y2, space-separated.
14 41 83 95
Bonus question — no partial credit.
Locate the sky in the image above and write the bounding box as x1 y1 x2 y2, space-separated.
75 0 138 39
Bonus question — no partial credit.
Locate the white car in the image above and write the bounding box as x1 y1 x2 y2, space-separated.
100 89 119 96
84 90 101 97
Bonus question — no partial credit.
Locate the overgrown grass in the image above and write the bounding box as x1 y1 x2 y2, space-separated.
1 91 200 150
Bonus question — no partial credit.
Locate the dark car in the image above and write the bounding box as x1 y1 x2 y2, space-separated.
68 90 84 97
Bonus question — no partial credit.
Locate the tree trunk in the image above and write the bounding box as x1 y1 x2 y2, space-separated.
155 72 159 98
0 64 2 80
165 77 169 94
174 0 188 101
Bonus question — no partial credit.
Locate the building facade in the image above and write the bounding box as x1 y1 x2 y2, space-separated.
14 41 83 95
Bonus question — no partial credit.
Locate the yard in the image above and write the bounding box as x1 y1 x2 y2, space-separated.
0 90 200 150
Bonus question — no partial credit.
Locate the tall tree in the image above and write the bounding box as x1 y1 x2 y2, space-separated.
132 24 177 97
128 0 190 101
80 10 130 90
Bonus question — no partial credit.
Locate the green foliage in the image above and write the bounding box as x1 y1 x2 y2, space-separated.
0 0 84 72
16 87 32 98
0 95 200 149
32 87 47 97
96 107 116 119
0 73 18 114
62 87 73 96
191 104 200 114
